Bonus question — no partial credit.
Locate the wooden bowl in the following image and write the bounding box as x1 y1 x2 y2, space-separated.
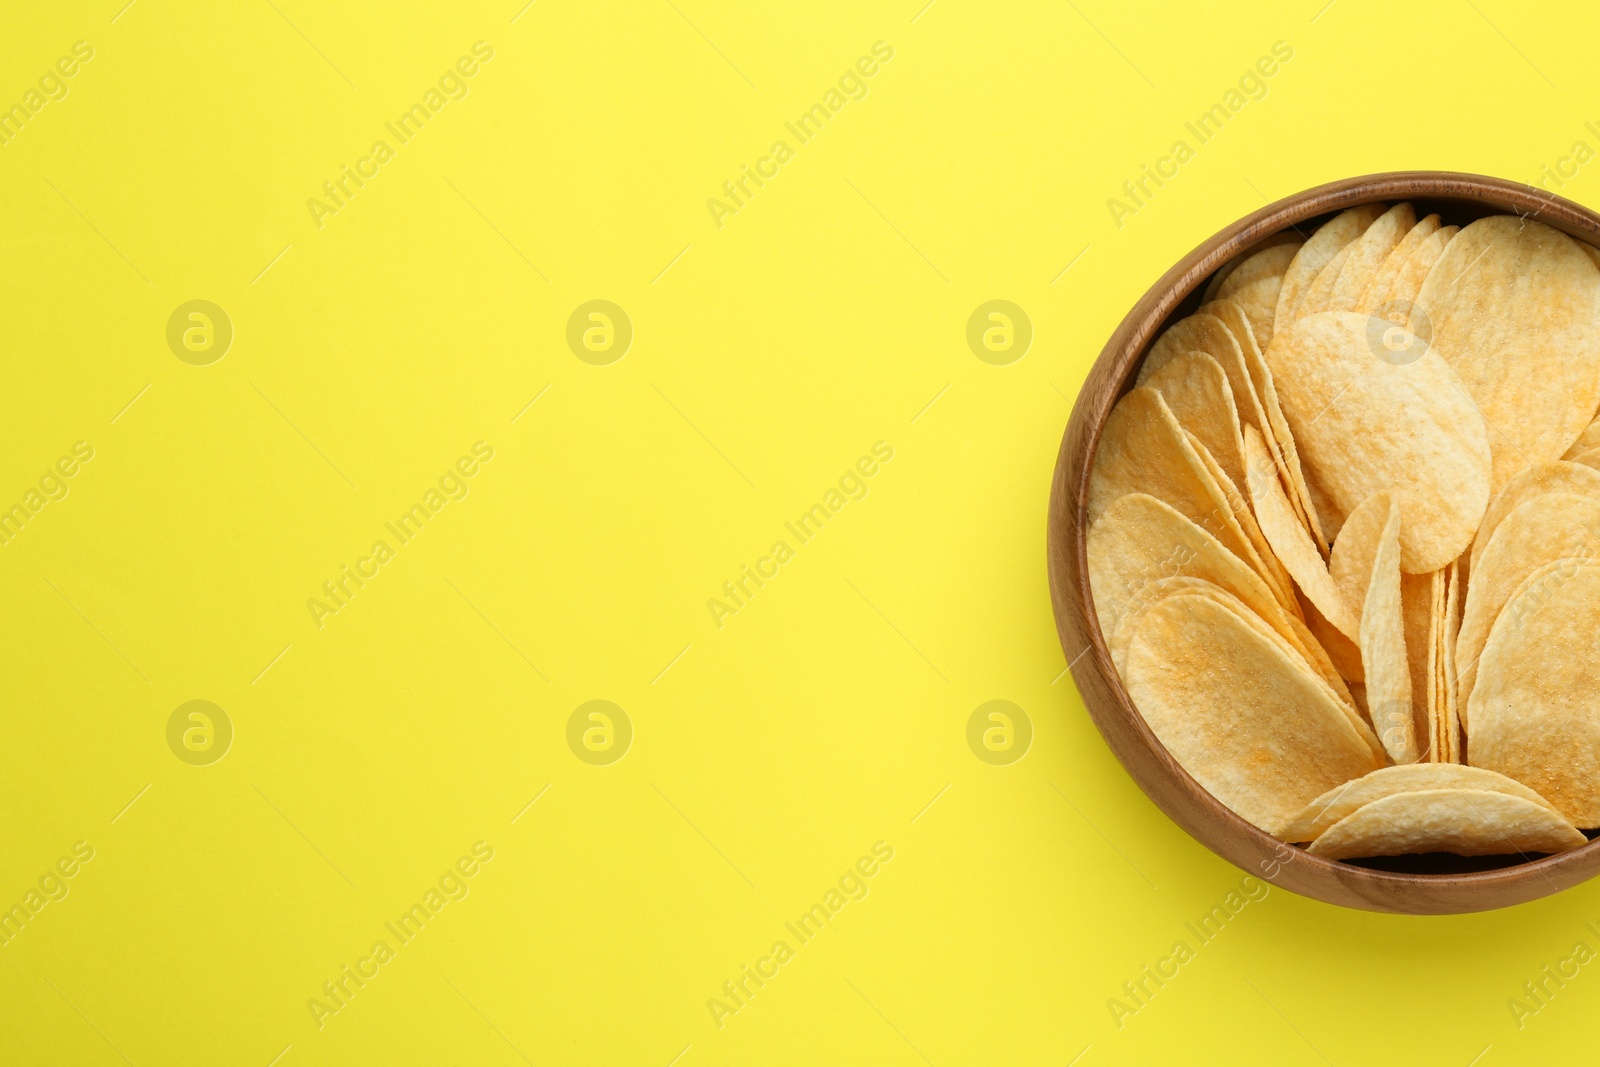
1047 171 1600 914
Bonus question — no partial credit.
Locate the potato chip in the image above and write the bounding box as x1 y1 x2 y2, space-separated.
1143 351 1250 497
1303 594 1364 683
1123 594 1383 833
1184 429 1297 608
1352 495 1415 762
1328 203 1415 313
1217 241 1301 300
1139 312 1240 384
1204 232 1302 303
1228 274 1283 350
1441 561 1463 763
1266 311 1491 572
1456 492 1600 709
1426 569 1444 762
1387 224 1457 308
1328 492 1392 636
1355 213 1441 314
1090 387 1289 600
1208 298 1327 549
1110 576 1360 726
1414 216 1600 495
1279 763 1560 842
1562 418 1600 460
1306 788 1585 859
1243 424 1348 631
1469 461 1600 577
1401 571 1437 757
1571 447 1600 472
1470 562 1600 825
1087 493 1353 703
1275 204 1388 329
1293 242 1357 321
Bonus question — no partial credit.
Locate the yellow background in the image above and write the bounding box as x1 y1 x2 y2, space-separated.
2 0 1598 1063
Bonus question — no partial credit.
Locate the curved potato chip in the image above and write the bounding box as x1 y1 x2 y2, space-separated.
1184 429 1296 608
1306 788 1585 859
1571 447 1600 471
1329 490 1393 614
1267 311 1491 572
1456 492 1600 709
1089 388 1286 597
1217 241 1301 300
1275 204 1387 329
1203 232 1302 303
1143 351 1249 496
1470 461 1600 577
1328 203 1415 313
1228 274 1283 350
1087 493 1351 702
1303 594 1364 682
1280 763 1560 842
1124 594 1383 833
1110 575 1354 713
1401 571 1437 756
1351 496 1415 762
1470 563 1600 825
1243 424 1348 632
1562 418 1600 460
1139 312 1239 385
1356 213 1441 314
1441 561 1462 762
1388 224 1457 309
1208 298 1326 549
1414 216 1600 494
1293 242 1357 321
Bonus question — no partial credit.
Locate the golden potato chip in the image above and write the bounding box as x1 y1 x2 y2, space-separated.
1293 242 1357 321
1228 274 1283 350
1414 216 1600 495
1110 576 1360 726
1087 493 1353 703
1279 763 1560 842
1139 312 1240 384
1329 492 1393 612
1243 424 1348 631
1123 594 1383 833
1267 311 1491 572
1143 351 1249 496
1352 495 1415 762
1203 232 1302 303
1456 492 1600 708
1441 561 1462 763
1469 460 1600 577
1090 387 1289 601
1387 224 1457 308
1306 788 1585 859
1400 571 1437 757
1208 298 1326 550
1470 562 1600 825
1355 213 1442 314
1303 593 1364 683
1184 429 1296 608
1328 203 1415 313
1562 418 1600 460
1216 241 1301 300
1571 447 1600 471
1275 204 1388 328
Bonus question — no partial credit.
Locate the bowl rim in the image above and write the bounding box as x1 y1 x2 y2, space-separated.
1047 170 1600 914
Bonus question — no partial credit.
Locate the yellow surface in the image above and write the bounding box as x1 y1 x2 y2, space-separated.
4 1 1600 1063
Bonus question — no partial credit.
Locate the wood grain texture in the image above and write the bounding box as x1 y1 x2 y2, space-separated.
1047 172 1600 914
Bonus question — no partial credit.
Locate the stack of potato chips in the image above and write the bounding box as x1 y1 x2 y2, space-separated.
1089 204 1600 861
